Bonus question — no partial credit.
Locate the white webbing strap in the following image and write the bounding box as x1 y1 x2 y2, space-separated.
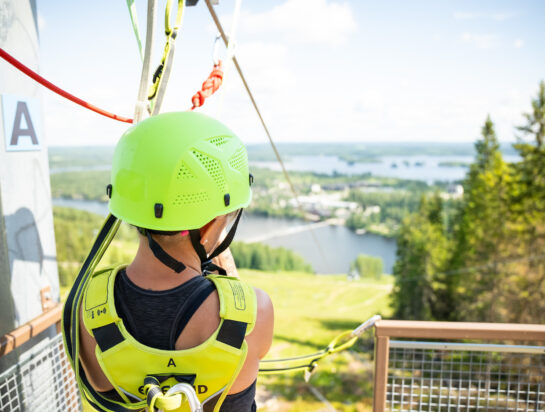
134 0 157 123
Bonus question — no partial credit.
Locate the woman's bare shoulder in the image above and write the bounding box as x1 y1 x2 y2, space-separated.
250 287 274 358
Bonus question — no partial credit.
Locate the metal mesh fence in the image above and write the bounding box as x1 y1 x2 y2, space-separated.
386 341 545 412
0 333 81 412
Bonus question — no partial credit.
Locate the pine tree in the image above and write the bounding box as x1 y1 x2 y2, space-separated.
391 194 450 320
449 116 512 321
513 81 545 222
508 81 545 322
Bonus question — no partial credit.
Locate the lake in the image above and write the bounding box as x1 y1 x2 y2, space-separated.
52 198 397 275
251 154 520 183
52 155 519 183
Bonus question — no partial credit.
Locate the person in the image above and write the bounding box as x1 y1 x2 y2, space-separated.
76 112 274 412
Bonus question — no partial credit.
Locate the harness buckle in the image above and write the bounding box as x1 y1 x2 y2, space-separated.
201 259 227 276
201 259 213 274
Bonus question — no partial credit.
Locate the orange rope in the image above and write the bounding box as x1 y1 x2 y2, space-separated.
190 61 223 110
0 48 133 123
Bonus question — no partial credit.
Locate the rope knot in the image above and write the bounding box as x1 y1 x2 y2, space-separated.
191 61 224 110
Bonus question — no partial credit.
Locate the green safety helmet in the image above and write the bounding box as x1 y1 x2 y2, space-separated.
108 111 252 231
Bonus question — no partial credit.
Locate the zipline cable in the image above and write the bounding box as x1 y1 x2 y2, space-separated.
217 0 242 117
134 0 157 122
203 0 333 274
125 0 144 61
307 384 336 412
0 48 133 124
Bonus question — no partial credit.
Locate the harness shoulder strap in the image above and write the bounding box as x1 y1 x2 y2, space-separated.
83 265 123 338
208 275 257 335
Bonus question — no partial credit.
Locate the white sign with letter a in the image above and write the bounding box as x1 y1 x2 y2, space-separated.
2 94 42 152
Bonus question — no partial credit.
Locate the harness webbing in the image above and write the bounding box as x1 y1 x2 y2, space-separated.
149 0 185 115
62 214 139 411
125 0 144 61
133 0 157 122
258 315 381 380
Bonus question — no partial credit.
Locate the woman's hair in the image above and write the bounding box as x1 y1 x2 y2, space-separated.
135 210 240 238
135 227 182 237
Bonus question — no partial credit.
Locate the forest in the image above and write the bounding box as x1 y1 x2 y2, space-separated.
391 81 545 324
50 163 448 238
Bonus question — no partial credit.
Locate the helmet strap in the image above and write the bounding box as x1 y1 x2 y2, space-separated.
189 209 243 275
146 231 187 273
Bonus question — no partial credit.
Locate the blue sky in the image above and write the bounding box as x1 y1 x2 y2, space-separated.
36 0 545 146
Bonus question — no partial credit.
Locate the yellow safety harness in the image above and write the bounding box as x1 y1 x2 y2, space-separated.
83 265 256 411
62 215 256 412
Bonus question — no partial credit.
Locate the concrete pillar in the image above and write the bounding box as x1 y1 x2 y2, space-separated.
0 0 59 339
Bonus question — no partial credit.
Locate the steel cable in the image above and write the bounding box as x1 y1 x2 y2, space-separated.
203 0 333 273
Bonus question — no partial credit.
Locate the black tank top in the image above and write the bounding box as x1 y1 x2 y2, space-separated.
111 269 257 411
114 269 215 350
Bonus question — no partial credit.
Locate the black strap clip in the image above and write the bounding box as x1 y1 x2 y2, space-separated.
201 259 227 276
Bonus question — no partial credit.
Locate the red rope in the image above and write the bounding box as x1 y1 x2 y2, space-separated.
190 61 223 110
0 48 133 124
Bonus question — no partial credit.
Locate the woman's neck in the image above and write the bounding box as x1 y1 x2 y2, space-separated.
125 237 202 291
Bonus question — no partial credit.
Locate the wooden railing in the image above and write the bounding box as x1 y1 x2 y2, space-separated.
3 308 545 411
373 320 545 412
0 303 62 358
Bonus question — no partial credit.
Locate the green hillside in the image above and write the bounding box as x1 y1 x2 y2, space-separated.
243 269 392 412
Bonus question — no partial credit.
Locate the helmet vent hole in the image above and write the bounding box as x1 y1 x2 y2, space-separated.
173 192 209 205
207 135 231 148
192 150 226 190
177 162 195 180
229 148 247 172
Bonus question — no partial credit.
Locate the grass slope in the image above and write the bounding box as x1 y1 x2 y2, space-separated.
242 269 393 411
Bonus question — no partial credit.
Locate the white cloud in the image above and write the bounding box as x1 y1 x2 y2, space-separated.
514 39 524 49
235 42 296 92
453 11 518 21
491 12 518 22
238 0 357 46
461 32 499 49
453 12 477 20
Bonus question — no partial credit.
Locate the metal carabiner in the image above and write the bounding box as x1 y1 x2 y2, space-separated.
165 383 203 412
350 314 382 338
212 33 222 65
212 33 236 66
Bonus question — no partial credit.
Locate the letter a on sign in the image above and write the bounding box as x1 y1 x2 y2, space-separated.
2 95 42 152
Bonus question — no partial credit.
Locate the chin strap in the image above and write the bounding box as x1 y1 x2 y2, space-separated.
146 231 187 273
146 209 243 275
190 209 243 275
